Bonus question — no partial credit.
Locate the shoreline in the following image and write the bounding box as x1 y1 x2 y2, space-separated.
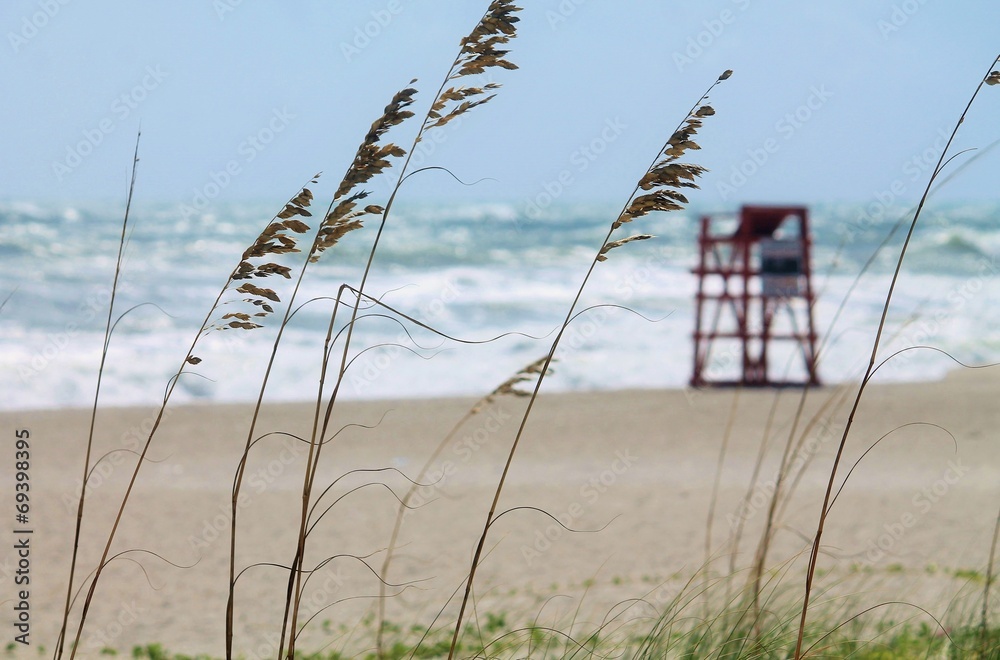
2 370 998 655
0 364 983 414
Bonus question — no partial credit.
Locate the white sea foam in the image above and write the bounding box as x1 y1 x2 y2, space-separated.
1 200 998 410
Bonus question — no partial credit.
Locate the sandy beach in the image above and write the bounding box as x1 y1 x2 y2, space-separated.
3 369 999 657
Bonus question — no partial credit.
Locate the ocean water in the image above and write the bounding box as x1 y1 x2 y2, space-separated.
1 199 999 410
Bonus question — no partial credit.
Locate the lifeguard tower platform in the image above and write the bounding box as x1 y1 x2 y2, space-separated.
690 205 820 387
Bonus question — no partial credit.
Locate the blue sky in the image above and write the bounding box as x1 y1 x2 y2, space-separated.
2 0 998 211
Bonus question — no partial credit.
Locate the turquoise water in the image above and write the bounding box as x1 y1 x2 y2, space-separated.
1 199 998 409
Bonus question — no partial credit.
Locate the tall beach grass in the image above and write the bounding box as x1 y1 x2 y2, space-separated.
31 5 1000 659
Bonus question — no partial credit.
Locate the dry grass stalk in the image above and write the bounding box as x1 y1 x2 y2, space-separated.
374 356 550 657
750 209 958 605
740 200 938 605
447 70 731 660
62 173 322 659
703 387 740 602
223 87 416 660
598 234 654 261
482 355 549 406
211 177 318 332
981 501 1000 656
792 55 1000 659
279 5 522 658
54 133 141 660
726 390 780 581
748 389 817 630
313 86 417 262
423 0 518 132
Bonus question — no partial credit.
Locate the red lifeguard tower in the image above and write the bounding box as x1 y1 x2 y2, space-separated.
690 205 820 387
